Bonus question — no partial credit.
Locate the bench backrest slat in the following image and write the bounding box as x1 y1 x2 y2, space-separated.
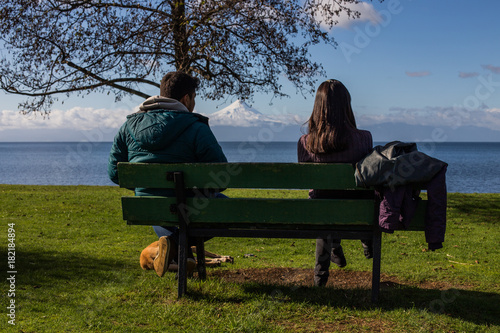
122 197 378 226
118 162 365 190
121 196 427 229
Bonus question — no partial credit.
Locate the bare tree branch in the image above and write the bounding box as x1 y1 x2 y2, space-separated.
0 0 383 115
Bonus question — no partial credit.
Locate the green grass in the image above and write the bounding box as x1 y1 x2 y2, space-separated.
0 185 499 332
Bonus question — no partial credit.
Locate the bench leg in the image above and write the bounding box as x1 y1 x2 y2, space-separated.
371 228 382 303
177 225 188 298
196 238 207 280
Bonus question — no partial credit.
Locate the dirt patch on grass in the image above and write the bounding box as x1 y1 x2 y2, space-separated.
209 267 466 291
278 317 394 333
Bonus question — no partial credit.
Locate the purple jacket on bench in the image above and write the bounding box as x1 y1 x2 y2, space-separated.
377 165 447 250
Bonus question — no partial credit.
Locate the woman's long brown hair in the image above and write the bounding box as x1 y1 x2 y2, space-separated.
306 79 357 154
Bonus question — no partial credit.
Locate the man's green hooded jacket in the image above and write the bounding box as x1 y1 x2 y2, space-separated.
108 96 227 195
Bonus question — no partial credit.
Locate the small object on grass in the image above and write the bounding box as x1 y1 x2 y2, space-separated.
448 260 473 266
244 253 255 258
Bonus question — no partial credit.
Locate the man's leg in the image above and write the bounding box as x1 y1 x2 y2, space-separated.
153 226 178 240
152 226 178 276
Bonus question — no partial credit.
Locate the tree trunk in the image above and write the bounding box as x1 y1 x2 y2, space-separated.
172 0 190 73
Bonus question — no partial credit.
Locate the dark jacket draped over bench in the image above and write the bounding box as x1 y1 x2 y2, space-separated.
355 141 448 250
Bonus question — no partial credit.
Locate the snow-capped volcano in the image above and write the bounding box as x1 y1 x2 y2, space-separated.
205 100 304 127
207 100 284 127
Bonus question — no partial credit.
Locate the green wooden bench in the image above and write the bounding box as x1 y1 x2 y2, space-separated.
117 162 427 302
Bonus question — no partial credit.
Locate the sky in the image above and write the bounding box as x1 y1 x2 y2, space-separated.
1 0 499 142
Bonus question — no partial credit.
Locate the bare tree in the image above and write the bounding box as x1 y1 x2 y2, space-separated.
0 0 380 115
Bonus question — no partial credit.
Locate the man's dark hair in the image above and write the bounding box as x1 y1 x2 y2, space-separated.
160 71 200 101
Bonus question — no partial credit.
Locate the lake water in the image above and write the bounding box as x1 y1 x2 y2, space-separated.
0 141 498 193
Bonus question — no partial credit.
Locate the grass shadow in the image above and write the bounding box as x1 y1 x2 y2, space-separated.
186 277 499 327
3 247 498 329
1 248 138 291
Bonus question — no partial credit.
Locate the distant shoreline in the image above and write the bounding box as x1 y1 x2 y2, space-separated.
0 183 499 195
1 140 500 143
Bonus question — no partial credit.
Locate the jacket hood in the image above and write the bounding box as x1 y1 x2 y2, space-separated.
126 96 209 151
139 95 190 113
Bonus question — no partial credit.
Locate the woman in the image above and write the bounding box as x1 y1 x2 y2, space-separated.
297 79 373 287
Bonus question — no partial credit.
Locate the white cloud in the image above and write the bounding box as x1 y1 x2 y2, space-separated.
319 1 382 30
0 107 133 131
357 106 500 131
3 103 499 142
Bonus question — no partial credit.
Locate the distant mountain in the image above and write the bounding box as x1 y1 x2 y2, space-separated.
203 100 304 141
206 100 302 127
203 101 500 142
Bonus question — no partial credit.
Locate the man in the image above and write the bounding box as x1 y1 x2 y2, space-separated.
108 71 227 277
